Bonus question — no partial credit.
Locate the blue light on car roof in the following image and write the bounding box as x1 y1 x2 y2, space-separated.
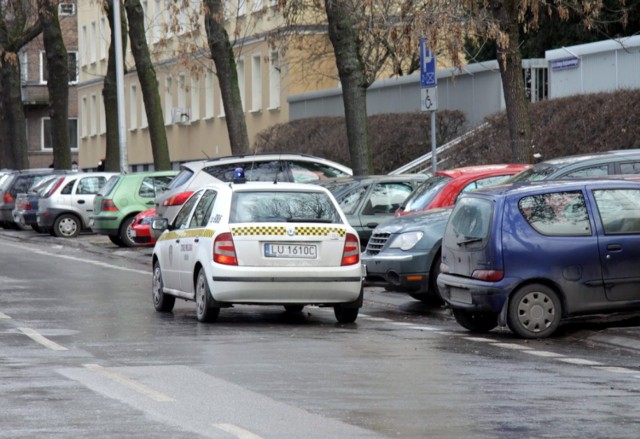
233 167 246 183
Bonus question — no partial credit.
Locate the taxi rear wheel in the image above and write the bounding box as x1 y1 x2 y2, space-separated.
195 269 220 323
152 262 175 312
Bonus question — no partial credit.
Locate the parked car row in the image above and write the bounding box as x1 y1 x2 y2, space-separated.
361 149 640 339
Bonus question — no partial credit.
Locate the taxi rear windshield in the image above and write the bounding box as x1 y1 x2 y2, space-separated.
230 191 342 224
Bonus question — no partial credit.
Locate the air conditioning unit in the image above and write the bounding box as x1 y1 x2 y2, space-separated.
58 3 76 16
171 107 191 125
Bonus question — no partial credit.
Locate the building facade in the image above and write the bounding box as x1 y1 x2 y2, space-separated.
21 0 79 168
76 0 339 171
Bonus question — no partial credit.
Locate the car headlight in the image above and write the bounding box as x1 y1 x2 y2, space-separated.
388 231 424 250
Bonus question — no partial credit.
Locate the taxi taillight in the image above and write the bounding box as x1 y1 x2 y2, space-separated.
3 193 14 203
101 199 119 211
214 232 238 265
341 233 360 266
163 191 193 207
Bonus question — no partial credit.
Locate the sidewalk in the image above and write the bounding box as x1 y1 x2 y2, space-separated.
2 228 640 351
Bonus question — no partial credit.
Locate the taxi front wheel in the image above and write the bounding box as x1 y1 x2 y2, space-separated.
152 262 175 312
195 269 220 323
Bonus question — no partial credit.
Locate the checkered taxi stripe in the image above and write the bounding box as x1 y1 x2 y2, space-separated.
231 226 346 237
158 229 215 241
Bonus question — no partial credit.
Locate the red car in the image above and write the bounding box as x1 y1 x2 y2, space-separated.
395 164 530 217
129 208 157 246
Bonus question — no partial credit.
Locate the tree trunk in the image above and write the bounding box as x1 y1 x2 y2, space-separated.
204 0 251 156
0 56 29 169
39 0 71 170
124 0 171 170
491 0 533 164
102 0 127 172
325 0 372 175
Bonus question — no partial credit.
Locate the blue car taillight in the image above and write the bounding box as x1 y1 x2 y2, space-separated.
472 270 504 282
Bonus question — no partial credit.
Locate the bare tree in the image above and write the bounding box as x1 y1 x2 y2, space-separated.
38 0 72 170
0 0 41 169
203 0 251 155
124 0 171 170
102 0 127 172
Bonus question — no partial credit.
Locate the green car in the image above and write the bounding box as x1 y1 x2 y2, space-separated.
91 170 177 247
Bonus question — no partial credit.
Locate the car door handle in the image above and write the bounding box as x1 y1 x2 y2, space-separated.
77 200 85 204
607 244 622 251
194 238 199 243
175 239 180 243
145 201 154 206
366 222 378 229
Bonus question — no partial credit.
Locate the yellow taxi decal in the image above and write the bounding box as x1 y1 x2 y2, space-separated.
158 228 215 241
231 225 346 237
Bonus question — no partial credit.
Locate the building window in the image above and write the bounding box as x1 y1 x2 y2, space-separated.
130 85 138 130
153 0 162 43
99 93 106 134
40 51 78 84
81 25 87 66
99 17 107 60
253 0 263 11
91 94 97 136
81 97 87 138
42 118 78 150
251 54 262 112
58 3 75 16
268 51 280 109
238 0 246 16
19 50 28 82
237 58 245 111
165 76 173 125
90 21 97 63
177 73 187 109
205 70 214 119
191 76 200 121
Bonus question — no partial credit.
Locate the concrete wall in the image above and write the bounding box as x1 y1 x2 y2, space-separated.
546 35 640 98
289 35 640 129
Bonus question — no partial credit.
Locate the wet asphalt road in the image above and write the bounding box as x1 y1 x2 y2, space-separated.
2 229 640 438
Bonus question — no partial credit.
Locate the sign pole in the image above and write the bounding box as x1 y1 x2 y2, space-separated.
419 38 437 173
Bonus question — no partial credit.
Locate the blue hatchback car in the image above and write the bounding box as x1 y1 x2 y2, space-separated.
437 179 640 339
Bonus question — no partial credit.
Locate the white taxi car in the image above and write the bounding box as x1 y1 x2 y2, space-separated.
151 179 364 323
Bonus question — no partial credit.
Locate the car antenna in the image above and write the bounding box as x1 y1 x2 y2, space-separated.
201 150 211 160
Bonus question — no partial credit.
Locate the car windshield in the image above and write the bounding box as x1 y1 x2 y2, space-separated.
507 165 560 182
29 175 58 193
166 168 194 190
230 191 342 224
98 175 121 196
448 197 493 245
400 175 451 212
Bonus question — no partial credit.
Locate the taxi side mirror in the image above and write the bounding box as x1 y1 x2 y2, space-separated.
151 218 169 231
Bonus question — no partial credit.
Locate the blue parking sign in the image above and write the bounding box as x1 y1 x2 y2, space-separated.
420 38 436 88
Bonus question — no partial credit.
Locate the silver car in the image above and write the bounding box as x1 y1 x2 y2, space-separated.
155 153 353 224
36 172 118 238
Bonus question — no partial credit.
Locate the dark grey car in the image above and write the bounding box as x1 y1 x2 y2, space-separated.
317 174 428 247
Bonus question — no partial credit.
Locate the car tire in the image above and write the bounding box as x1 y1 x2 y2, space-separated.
507 283 561 339
334 306 359 323
195 268 220 323
53 214 80 238
108 235 125 246
152 261 175 312
116 215 138 248
284 305 304 313
452 309 498 333
31 224 44 233
428 251 445 304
